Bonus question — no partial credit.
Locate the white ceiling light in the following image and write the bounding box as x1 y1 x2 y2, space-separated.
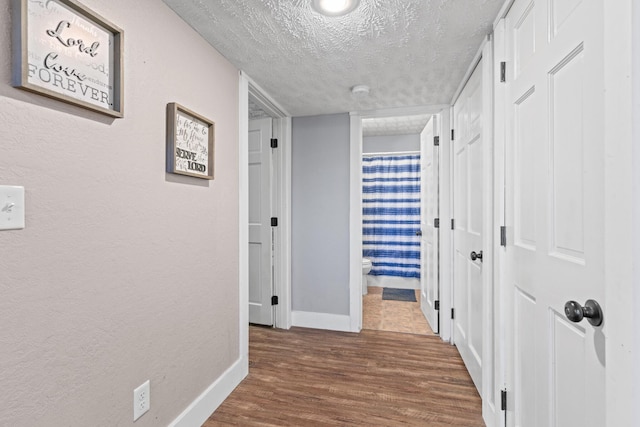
312 0 360 16
351 84 370 97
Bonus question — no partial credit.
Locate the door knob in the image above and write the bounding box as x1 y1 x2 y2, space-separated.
416 230 422 236
564 299 603 327
470 250 483 262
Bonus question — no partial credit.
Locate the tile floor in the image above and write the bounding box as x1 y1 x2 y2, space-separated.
362 286 435 335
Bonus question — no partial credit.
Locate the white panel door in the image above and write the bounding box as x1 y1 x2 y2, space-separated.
503 0 605 425
420 115 439 333
453 61 484 394
248 118 273 326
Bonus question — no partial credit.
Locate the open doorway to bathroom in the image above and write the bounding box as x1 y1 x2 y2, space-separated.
360 113 435 336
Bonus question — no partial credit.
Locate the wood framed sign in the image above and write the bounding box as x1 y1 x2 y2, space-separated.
12 0 124 118
166 103 215 180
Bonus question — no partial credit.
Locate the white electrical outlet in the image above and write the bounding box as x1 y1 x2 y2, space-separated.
133 380 150 421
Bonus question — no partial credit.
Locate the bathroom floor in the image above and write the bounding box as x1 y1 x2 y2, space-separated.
362 287 435 335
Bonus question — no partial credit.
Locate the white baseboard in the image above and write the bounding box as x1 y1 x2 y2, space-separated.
367 276 420 290
291 310 354 332
169 357 247 427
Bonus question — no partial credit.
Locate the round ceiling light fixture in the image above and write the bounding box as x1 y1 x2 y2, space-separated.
312 0 360 16
351 84 370 97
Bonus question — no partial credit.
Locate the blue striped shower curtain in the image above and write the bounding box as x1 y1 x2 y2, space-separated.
362 154 421 278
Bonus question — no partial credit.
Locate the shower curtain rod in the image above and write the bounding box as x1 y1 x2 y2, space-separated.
362 150 420 157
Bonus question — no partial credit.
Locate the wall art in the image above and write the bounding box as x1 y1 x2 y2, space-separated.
166 103 215 180
12 0 124 117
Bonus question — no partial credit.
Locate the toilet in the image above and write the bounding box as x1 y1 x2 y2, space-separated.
362 258 372 295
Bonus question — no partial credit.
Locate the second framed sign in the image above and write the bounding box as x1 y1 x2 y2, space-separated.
166 103 215 180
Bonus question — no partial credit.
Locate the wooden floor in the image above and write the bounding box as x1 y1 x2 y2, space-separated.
203 326 484 426
363 287 434 335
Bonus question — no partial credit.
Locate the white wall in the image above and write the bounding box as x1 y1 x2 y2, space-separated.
633 2 640 423
291 113 350 316
0 0 240 425
363 134 420 153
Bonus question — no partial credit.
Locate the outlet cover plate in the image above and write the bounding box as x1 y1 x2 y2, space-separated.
0 186 25 230
133 380 150 421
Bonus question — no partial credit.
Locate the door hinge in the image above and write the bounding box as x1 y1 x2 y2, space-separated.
433 136 440 146
271 217 278 227
451 308 455 319
451 218 455 230
500 62 506 83
434 218 440 228
501 389 507 411
270 138 278 148
500 226 507 246
434 300 440 311
271 295 279 305
451 129 455 140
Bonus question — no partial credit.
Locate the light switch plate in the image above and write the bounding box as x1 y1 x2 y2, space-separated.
0 186 25 230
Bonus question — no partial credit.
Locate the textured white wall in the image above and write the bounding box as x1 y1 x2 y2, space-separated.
291 114 350 315
0 0 239 425
363 134 420 154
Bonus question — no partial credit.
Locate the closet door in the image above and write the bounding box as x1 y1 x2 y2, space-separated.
452 60 484 394
248 117 274 326
503 0 606 424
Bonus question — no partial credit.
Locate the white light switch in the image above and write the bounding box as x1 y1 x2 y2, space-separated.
0 186 25 230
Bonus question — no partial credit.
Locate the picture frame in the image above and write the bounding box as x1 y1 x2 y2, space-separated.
12 0 124 118
166 103 215 180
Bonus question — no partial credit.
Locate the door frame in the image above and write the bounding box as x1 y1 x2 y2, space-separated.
239 71 292 361
349 105 450 333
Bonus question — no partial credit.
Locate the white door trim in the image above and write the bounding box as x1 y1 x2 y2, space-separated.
240 71 292 334
238 73 249 371
438 108 453 343
604 0 634 425
632 3 640 424
349 113 363 332
480 38 497 426
492 18 508 427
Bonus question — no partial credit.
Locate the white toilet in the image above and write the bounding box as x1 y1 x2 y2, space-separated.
362 258 372 295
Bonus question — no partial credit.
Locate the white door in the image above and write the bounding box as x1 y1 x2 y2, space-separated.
452 61 484 393
420 115 439 333
248 118 273 326
503 0 605 425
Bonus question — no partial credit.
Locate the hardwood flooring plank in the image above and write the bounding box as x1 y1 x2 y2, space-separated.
203 326 485 426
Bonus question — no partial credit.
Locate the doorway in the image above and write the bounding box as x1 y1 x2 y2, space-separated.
359 115 433 335
240 73 292 335
350 107 448 335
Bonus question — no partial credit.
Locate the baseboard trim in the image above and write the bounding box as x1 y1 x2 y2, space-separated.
367 276 420 290
291 310 353 332
169 357 247 427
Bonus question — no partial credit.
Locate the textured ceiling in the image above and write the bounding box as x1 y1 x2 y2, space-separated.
362 114 431 137
163 0 503 117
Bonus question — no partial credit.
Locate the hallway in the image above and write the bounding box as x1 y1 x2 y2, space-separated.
204 326 483 426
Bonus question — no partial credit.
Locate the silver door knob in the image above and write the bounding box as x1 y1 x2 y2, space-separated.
564 299 603 327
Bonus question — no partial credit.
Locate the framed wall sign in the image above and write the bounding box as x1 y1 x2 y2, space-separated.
166 103 215 180
12 0 124 118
